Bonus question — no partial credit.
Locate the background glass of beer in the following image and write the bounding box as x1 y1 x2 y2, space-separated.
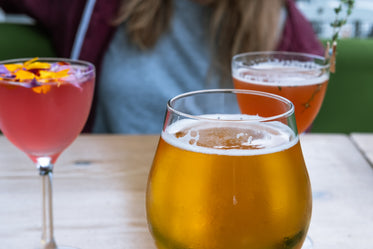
146 89 312 249
232 51 330 133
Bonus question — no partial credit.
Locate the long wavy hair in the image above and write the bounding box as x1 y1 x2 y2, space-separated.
113 0 284 86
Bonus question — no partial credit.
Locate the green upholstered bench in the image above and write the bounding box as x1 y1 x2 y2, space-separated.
311 38 373 133
0 23 56 60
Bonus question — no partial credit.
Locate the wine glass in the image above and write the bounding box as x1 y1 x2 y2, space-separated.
146 89 312 249
232 51 330 134
0 58 95 249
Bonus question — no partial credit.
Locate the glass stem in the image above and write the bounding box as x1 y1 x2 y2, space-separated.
38 161 57 249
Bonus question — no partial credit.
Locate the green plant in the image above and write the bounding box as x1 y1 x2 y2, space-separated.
327 0 355 72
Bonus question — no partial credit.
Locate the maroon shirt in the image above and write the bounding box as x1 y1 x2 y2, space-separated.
0 0 323 131
277 0 324 55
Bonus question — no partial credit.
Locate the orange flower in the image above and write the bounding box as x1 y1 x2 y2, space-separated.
38 69 69 82
23 57 39 66
25 61 51 71
32 85 52 94
15 70 35 81
4 64 23 72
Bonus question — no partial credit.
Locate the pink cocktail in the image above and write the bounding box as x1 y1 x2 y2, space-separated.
0 58 95 249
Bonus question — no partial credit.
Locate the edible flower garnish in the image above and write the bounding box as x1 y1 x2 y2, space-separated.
0 57 72 94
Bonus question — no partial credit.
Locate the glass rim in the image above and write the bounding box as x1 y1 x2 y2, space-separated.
0 57 95 85
167 89 295 123
232 51 330 70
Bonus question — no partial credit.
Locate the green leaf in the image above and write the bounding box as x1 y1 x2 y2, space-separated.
334 6 342 14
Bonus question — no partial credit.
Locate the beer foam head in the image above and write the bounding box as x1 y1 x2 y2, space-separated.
233 61 329 87
162 114 298 156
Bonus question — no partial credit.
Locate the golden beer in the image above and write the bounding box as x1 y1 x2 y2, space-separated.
146 117 311 249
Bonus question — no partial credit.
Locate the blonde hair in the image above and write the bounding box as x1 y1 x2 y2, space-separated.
113 0 284 86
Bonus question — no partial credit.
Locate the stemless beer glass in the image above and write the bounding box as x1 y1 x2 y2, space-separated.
232 51 330 133
146 89 312 249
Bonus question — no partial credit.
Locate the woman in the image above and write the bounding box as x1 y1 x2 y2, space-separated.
0 0 323 133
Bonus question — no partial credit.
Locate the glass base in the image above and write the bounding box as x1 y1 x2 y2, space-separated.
56 247 80 249
37 246 80 249
302 236 313 249
55 247 80 249
35 246 80 249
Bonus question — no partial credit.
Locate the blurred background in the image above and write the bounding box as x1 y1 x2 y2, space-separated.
2 0 372 39
296 0 373 39
0 1 372 134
